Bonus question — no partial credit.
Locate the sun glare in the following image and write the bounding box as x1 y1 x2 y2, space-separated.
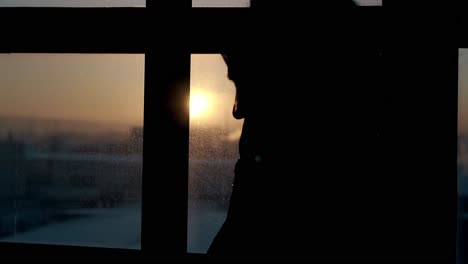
190 92 210 119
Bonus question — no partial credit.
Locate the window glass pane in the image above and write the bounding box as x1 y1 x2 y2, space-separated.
0 0 145 7
459 49 468 263
188 54 243 253
192 0 250 8
0 54 144 249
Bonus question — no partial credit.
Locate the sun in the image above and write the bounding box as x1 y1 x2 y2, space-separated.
190 92 210 119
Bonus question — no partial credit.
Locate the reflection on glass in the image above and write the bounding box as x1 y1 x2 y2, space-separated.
459 49 468 264
192 0 250 8
0 0 145 7
188 54 243 253
0 54 144 249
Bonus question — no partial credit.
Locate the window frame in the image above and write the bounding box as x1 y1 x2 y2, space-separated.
0 2 256 260
0 3 256 259
0 1 194 260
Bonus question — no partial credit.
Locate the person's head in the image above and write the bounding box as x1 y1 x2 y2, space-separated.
222 0 358 119
222 50 254 119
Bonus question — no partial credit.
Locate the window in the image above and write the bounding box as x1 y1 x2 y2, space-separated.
0 0 145 7
0 53 144 249
0 2 400 261
188 54 243 253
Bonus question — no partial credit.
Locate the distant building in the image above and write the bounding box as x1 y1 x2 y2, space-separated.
0 136 27 200
0 130 143 208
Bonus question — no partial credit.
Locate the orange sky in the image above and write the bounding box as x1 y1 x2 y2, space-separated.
0 53 242 132
0 54 145 126
190 54 243 132
459 49 468 134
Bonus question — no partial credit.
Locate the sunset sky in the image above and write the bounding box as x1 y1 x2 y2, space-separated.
0 54 145 126
0 53 242 131
190 54 243 135
0 0 381 127
459 49 468 134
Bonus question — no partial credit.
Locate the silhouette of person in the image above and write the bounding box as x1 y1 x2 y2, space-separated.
207 0 381 259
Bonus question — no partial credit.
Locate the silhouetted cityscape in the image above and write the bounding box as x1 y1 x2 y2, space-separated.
0 117 143 244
